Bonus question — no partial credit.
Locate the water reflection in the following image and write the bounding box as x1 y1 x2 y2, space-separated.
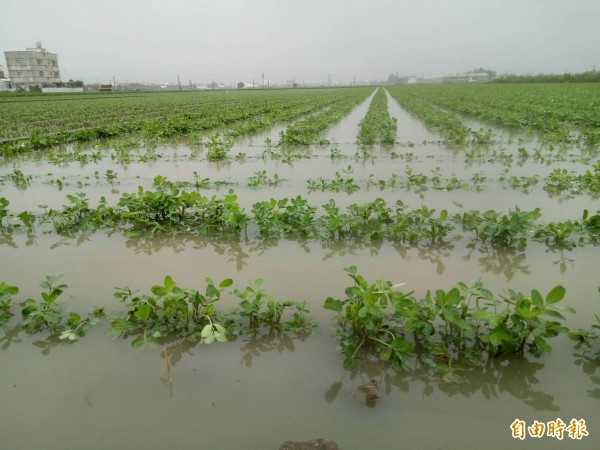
324 351 561 411
0 324 23 349
464 242 530 280
415 242 454 275
572 343 600 399
49 231 95 249
0 229 17 248
1 225 592 283
546 246 576 274
239 330 310 368
320 239 382 261
124 233 251 270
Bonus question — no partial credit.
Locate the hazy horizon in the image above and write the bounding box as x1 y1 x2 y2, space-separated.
1 0 599 85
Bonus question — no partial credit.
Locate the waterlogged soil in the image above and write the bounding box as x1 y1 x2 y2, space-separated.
1 94 600 449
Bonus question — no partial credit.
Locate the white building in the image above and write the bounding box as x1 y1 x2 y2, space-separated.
4 41 61 90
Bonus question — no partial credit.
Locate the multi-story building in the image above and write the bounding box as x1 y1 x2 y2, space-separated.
4 41 61 90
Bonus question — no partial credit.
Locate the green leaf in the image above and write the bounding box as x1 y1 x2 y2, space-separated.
134 304 151 321
151 286 167 297
391 336 414 354
131 336 146 347
67 312 81 326
545 285 565 304
219 278 234 288
380 348 392 361
488 330 511 346
164 275 176 291
542 309 565 320
358 306 368 319
531 290 544 309
206 284 220 299
471 309 496 322
324 297 342 313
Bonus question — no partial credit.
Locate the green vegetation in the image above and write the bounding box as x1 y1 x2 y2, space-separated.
495 71 600 84
0 88 369 155
392 83 600 144
1 275 315 347
278 88 372 145
2 189 600 249
356 88 397 145
325 267 574 380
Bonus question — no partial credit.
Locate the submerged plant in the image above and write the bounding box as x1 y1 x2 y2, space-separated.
109 275 315 347
0 282 19 327
324 266 415 371
205 133 232 161
20 276 68 334
324 267 574 380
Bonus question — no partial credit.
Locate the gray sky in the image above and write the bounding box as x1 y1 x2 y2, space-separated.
1 0 599 84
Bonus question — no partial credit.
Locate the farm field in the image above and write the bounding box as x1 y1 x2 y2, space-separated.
1 85 600 449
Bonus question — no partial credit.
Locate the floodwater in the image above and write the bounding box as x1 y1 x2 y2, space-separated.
1 90 599 449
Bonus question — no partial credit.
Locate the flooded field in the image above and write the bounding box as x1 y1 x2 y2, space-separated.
1 88 599 449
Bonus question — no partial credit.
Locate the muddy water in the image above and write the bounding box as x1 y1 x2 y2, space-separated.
1 98 599 449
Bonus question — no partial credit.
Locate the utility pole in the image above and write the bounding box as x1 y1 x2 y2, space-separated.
177 74 181 91
262 72 265 88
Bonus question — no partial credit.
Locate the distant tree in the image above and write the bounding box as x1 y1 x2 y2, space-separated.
237 81 245 89
494 71 600 84
469 68 497 79
66 79 84 88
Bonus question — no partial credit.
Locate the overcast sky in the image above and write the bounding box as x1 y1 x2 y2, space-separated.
1 0 599 84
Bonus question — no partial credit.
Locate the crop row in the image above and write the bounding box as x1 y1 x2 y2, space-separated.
6 161 598 200
1 189 599 248
356 88 397 145
1 268 598 382
0 88 371 155
393 83 600 144
386 86 472 145
0 89 337 139
277 88 372 145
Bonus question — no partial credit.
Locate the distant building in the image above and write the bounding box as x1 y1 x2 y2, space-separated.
4 41 61 90
0 64 11 91
97 84 113 91
422 72 490 84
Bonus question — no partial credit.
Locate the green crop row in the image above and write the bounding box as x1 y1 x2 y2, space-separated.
277 88 373 145
0 88 364 155
1 268 598 381
392 83 600 144
1 190 599 249
356 88 397 145
387 86 471 145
